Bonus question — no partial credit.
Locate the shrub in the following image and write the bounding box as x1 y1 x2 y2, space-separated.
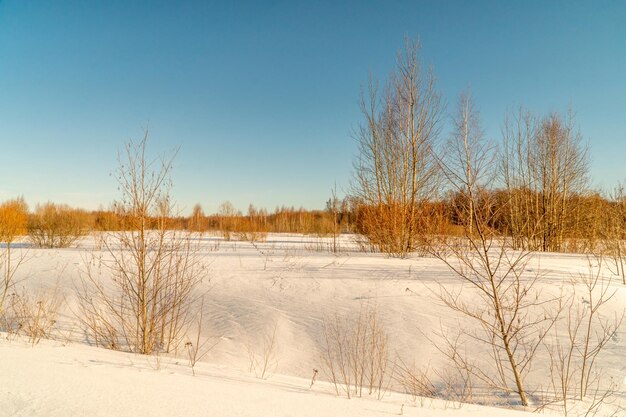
77 135 205 355
0 198 29 316
1 286 61 345
28 203 90 248
0 198 28 244
321 304 390 399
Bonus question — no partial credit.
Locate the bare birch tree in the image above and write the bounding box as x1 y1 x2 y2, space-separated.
439 90 494 237
189 203 206 232
501 109 589 252
353 39 443 257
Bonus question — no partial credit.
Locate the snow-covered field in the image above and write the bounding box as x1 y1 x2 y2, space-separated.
1 338 536 417
1 233 625 416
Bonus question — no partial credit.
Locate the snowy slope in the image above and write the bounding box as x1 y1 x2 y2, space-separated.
2 233 625 416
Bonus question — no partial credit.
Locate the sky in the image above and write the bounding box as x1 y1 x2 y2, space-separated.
0 0 625 214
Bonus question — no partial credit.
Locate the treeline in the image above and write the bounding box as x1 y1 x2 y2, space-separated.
0 198 359 247
354 190 626 254
2 187 624 254
180 202 359 238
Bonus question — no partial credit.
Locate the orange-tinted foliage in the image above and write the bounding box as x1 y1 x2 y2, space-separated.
0 198 28 244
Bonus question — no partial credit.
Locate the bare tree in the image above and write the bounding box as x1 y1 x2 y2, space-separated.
603 183 626 285
188 203 206 232
77 133 206 355
501 109 589 252
430 98 559 407
217 201 237 241
352 38 443 257
326 184 342 253
438 90 495 237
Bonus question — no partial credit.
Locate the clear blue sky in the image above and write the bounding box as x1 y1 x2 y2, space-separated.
0 1 625 214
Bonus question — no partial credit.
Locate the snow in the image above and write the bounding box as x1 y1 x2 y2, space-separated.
0 338 534 417
1 233 625 416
